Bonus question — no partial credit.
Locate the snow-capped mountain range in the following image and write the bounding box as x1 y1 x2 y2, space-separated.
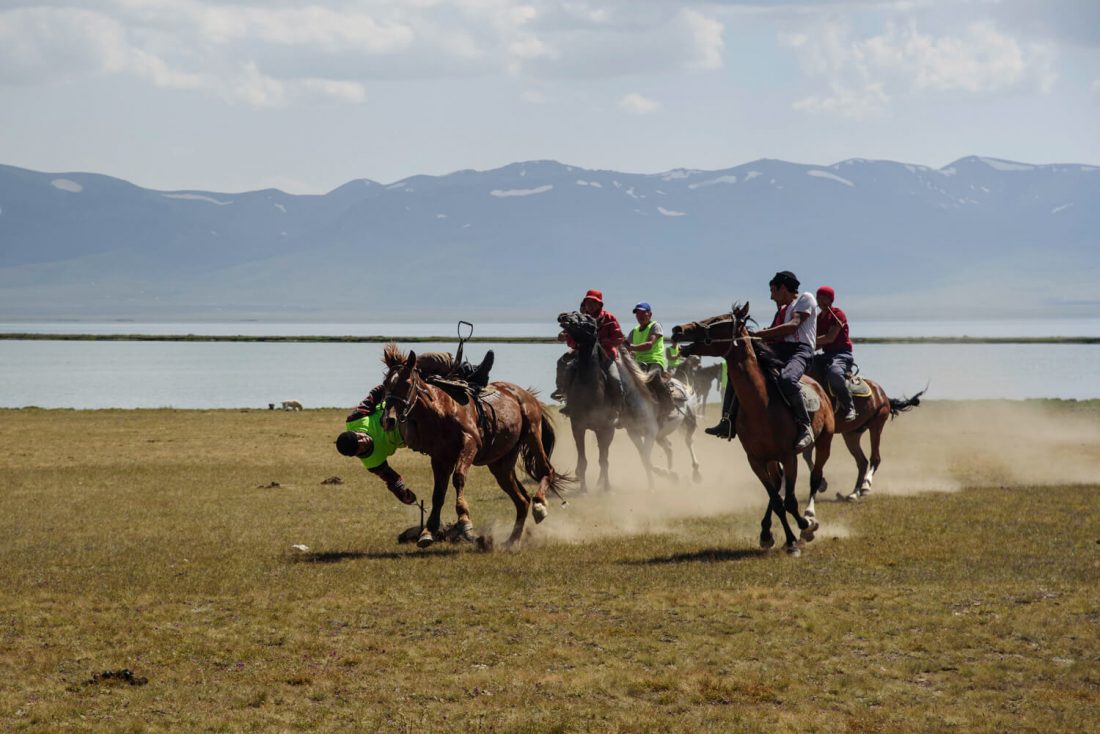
1 156 1097 321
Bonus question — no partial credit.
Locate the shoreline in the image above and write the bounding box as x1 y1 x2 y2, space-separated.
3 332 1099 345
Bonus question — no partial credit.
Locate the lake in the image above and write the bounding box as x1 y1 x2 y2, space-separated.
2 320 1099 408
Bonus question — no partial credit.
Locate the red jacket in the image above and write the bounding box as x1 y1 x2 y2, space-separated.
567 310 624 359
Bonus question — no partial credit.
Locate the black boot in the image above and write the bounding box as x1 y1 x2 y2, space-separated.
705 389 738 439
467 350 494 388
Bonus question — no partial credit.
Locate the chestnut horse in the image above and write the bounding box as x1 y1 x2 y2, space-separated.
805 362 925 501
381 345 568 548
671 304 832 555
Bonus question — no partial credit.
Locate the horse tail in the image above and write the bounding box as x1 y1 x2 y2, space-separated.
521 411 572 494
889 388 926 418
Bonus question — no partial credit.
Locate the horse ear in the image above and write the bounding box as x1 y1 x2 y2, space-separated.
405 351 417 369
736 302 750 320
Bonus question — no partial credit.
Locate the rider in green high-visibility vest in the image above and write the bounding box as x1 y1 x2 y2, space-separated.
625 302 667 375
667 343 684 372
625 301 674 415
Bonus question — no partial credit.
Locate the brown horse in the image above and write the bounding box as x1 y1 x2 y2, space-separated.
380 345 568 548
671 303 832 555
806 362 924 501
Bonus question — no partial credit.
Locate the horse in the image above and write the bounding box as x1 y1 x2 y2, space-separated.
671 303 832 556
617 352 702 487
556 311 620 493
672 356 723 414
805 360 925 501
380 344 568 548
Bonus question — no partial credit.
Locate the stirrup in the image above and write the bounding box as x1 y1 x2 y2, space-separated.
794 425 814 450
704 417 734 439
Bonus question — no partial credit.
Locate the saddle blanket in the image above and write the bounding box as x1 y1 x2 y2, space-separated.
800 382 821 414
847 374 873 398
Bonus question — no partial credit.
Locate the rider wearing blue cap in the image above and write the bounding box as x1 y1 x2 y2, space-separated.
625 302 667 375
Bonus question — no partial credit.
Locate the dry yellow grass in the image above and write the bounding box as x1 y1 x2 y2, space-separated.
1 404 1098 732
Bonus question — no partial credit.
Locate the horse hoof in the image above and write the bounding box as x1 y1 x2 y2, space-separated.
836 492 857 502
805 507 815 519
458 522 478 543
800 520 819 542
416 531 435 548
785 543 802 557
532 501 548 524
760 534 775 550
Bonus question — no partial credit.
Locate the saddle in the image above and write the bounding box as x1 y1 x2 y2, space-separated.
799 382 821 414
425 375 500 445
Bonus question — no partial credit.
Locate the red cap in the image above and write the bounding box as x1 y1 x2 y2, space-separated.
581 289 604 305
816 286 835 301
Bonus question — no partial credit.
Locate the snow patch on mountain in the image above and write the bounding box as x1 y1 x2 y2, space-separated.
807 170 855 187
51 179 82 193
490 185 553 197
162 193 233 206
689 175 737 189
658 207 686 217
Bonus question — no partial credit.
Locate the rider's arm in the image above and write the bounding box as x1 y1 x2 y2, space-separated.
757 310 805 341
626 332 658 352
817 322 842 347
368 461 417 505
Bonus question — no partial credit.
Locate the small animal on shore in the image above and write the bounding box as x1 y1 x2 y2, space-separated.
281 400 303 411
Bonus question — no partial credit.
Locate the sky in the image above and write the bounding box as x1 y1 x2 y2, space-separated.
1 0 1097 194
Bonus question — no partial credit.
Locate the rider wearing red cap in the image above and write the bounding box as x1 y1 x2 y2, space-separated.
814 285 857 422
552 289 625 408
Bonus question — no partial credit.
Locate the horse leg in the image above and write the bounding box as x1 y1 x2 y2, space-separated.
841 429 868 502
418 457 454 548
683 410 702 484
748 458 795 552
627 427 657 489
595 425 614 493
781 454 818 547
572 421 589 494
863 411 888 495
656 434 675 475
450 442 479 543
808 427 833 522
488 455 530 548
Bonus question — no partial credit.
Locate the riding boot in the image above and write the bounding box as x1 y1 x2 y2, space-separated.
467 350 494 388
791 396 815 450
705 388 738 439
551 353 572 402
838 393 857 422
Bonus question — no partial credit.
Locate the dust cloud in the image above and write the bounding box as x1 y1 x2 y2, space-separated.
510 401 1100 545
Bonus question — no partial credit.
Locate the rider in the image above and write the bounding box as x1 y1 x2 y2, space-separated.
625 302 667 375
335 349 495 504
552 289 625 410
756 270 818 450
705 271 817 450
814 285 857 422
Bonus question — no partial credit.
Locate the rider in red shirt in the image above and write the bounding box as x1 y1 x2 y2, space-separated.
552 289 625 409
815 285 857 422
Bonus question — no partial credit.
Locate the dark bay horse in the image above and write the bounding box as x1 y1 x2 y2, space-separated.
381 345 568 548
672 304 832 555
556 311 618 493
805 362 925 501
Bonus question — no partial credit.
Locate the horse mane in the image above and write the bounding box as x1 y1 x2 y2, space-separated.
618 352 661 389
382 342 406 371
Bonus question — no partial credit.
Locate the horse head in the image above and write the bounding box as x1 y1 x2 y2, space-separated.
671 303 752 359
557 310 598 345
381 349 420 431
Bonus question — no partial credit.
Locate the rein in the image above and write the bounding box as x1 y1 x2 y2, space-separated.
384 368 424 424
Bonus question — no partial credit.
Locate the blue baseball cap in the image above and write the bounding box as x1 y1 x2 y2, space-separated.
633 302 652 313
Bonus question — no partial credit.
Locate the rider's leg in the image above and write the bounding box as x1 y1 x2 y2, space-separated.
779 345 815 450
551 352 573 402
705 385 738 439
826 352 856 421
465 350 494 388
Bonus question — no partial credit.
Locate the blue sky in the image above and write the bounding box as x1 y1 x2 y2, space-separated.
1 0 1097 193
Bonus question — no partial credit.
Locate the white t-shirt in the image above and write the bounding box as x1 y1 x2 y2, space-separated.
782 291 818 348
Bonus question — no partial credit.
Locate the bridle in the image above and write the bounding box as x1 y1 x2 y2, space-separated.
383 366 424 424
681 313 760 359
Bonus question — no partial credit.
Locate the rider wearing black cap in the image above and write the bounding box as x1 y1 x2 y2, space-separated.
705 270 818 450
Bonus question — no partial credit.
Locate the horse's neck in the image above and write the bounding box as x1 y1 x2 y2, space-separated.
727 342 770 415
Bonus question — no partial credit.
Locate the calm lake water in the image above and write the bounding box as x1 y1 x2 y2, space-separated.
2 321 1099 408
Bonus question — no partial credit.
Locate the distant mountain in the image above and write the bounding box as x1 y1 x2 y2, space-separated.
1 156 1097 322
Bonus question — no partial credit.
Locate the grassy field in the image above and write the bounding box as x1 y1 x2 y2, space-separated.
1 404 1098 732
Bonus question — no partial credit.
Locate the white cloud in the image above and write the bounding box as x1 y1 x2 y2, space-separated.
619 92 660 114
782 19 1058 117
0 1 726 105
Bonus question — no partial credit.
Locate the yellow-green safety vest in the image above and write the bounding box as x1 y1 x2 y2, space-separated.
631 322 667 369
667 344 683 370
